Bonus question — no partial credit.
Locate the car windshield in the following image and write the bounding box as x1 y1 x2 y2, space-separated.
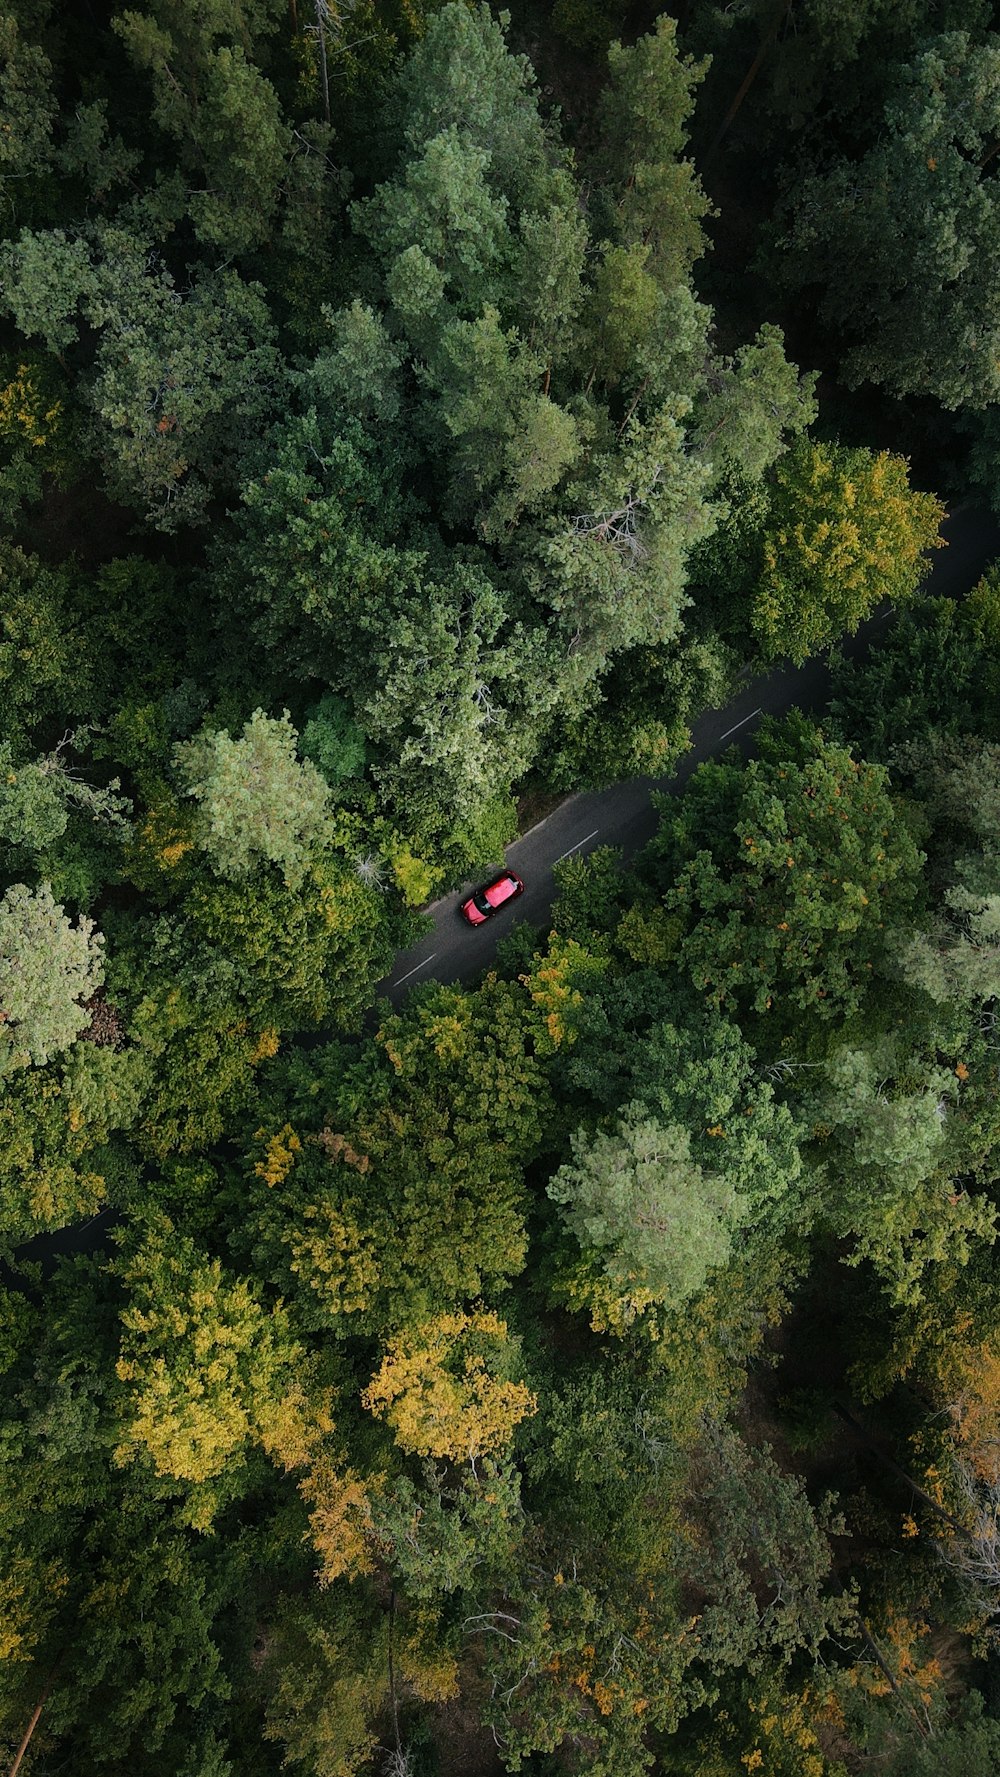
473 892 492 915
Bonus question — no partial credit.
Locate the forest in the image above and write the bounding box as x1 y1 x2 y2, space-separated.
6 0 1000 1771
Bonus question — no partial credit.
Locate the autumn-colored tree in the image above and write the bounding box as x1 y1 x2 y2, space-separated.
752 442 944 663
362 1311 536 1461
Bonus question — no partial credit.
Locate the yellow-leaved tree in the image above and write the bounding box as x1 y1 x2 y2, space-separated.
753 441 944 663
362 1310 536 1460
114 1218 335 1526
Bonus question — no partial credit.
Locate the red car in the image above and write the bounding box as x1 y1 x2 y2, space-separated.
460 870 524 926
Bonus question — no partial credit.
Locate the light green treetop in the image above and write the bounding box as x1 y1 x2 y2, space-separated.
0 881 104 1075
548 1102 739 1308
174 709 334 884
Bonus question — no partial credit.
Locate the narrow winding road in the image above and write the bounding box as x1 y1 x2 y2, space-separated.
380 502 1000 1006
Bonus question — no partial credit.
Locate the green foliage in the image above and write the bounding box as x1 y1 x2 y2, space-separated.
694 324 818 487
683 1423 852 1670
299 693 368 788
650 719 925 1016
773 31 1000 408
829 582 1000 761
174 709 333 884
549 1104 739 1309
598 15 711 287
262 1593 384 1777
0 881 104 1074
1 0 998 1766
113 10 290 253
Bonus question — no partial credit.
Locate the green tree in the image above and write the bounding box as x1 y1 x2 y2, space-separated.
773 32 1000 408
682 1423 852 1670
596 15 711 288
0 542 92 746
262 1592 385 1777
113 13 290 253
650 718 925 1017
299 693 368 788
693 324 818 486
174 709 333 884
0 228 95 355
829 579 1000 762
531 402 714 672
549 1105 739 1312
0 882 104 1075
0 9 56 220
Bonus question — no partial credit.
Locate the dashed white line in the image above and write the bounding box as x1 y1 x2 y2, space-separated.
716 707 762 745
392 951 438 987
555 828 600 864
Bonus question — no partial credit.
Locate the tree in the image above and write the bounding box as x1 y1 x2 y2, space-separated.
596 16 711 289
246 974 547 1328
548 1104 738 1314
772 32 1000 408
174 709 333 884
362 1311 535 1461
393 2 556 211
0 229 95 356
0 11 56 220
262 1592 384 1777
422 305 580 536
0 737 132 870
299 693 368 788
692 324 818 486
113 16 290 253
828 580 1000 762
85 236 285 527
0 883 104 1075
531 402 715 672
651 718 925 1017
682 1423 852 1670
894 738 1000 1009
0 1043 139 1244
752 442 944 663
114 1220 326 1512
0 542 92 746
0 227 285 526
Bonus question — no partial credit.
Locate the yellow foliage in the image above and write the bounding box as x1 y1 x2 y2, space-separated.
390 845 441 907
258 1377 336 1473
549 1245 662 1338
932 1337 1000 1482
362 1311 536 1460
287 1199 380 1320
521 934 605 1052
0 1555 67 1663
0 362 62 449
249 1027 281 1065
398 1608 460 1702
299 1456 377 1586
254 1123 302 1189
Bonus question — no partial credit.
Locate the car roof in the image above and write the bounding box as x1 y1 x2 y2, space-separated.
485 873 518 905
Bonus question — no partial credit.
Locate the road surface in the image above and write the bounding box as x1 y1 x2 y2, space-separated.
379 501 1000 1006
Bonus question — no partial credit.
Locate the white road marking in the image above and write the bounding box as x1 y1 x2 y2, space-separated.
716 707 762 744
555 828 600 863
392 951 438 987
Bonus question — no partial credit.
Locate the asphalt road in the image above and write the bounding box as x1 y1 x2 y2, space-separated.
380 502 1000 1006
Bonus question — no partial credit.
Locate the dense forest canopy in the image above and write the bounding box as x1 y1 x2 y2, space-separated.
4 0 1000 1772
